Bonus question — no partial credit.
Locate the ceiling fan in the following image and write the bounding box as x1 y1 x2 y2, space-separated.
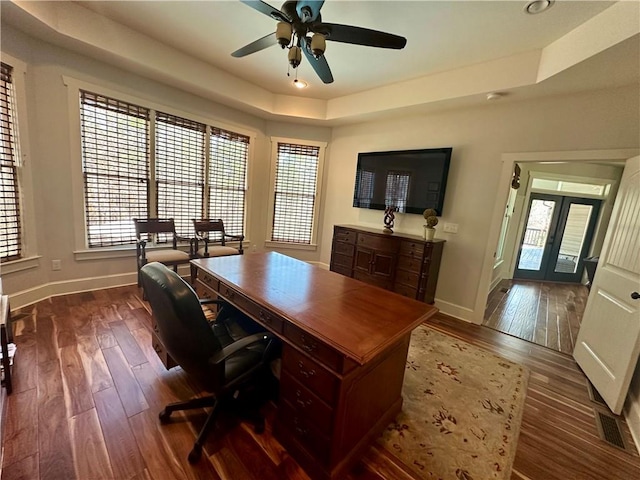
231 0 407 84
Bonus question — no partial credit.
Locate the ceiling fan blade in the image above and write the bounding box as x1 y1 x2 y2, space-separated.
239 0 291 23
231 32 277 57
315 23 407 49
302 37 333 84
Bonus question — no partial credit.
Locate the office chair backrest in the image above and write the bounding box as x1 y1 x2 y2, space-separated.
140 262 222 387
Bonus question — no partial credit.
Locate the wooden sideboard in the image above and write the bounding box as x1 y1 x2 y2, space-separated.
190 253 437 480
330 225 445 304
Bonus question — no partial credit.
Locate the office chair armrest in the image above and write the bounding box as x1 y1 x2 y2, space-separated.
208 332 275 366
175 235 192 244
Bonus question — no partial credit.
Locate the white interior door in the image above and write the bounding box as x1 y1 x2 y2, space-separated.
574 156 640 414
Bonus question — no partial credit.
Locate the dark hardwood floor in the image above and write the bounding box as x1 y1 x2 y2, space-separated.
2 285 638 480
484 279 589 354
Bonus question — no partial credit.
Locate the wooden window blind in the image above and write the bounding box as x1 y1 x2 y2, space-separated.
209 128 249 237
156 112 205 238
80 91 150 247
272 143 320 244
0 62 21 262
385 171 411 213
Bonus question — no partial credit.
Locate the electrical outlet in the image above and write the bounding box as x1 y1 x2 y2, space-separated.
52 259 62 271
443 223 459 234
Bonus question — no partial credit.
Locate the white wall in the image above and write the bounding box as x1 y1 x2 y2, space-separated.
321 86 640 320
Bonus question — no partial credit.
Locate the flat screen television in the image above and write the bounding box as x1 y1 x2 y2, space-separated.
352 147 452 215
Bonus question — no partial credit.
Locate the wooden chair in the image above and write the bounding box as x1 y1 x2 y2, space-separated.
191 219 244 258
133 218 191 287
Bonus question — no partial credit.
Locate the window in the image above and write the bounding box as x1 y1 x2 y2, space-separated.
80 91 150 247
270 140 325 245
209 128 249 237
0 62 21 262
155 112 205 237
79 90 249 248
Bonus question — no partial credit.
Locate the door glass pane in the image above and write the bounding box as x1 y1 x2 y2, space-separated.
554 204 593 273
518 199 556 271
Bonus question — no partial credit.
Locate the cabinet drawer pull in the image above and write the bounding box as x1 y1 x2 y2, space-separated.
259 310 272 325
300 334 317 353
298 361 316 378
295 390 313 408
224 289 235 299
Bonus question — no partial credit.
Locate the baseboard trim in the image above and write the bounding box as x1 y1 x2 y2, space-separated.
8 265 191 310
434 299 475 323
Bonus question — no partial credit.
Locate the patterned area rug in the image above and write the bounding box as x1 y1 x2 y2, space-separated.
378 325 529 480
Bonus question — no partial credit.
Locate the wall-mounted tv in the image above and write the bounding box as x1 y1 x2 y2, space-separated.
352 147 452 215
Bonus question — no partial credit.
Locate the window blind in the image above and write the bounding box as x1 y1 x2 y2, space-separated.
155 112 205 238
209 127 249 237
0 62 21 262
80 91 150 247
272 143 319 244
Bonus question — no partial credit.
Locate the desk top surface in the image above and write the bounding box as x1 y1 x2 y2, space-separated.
192 252 437 364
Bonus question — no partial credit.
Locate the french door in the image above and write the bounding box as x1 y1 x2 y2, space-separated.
514 194 601 283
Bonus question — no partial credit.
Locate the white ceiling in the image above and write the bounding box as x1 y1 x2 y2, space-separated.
2 1 638 123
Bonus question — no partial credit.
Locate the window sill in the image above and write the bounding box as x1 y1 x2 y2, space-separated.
264 241 317 252
1 256 42 274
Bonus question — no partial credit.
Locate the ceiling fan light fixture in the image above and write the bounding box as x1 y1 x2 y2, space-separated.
310 34 326 58
288 46 302 68
276 22 292 48
524 0 554 15
293 79 307 89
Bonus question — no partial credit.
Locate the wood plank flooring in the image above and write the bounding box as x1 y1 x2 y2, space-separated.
2 285 639 480
484 279 589 353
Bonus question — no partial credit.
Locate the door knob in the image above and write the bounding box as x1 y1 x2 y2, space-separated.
632 292 640 300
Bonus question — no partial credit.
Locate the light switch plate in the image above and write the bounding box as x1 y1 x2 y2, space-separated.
443 223 459 234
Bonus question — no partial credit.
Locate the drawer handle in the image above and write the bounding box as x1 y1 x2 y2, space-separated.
153 344 162 354
295 390 313 408
225 289 235 299
298 361 316 378
259 310 272 325
300 334 317 353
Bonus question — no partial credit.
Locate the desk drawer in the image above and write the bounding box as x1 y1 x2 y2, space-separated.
280 372 333 437
219 283 284 334
334 227 356 244
199 271 219 291
282 346 337 405
399 240 425 258
395 269 420 287
397 255 423 274
393 283 417 300
332 241 354 257
151 330 177 370
284 323 342 372
357 233 397 252
278 400 331 467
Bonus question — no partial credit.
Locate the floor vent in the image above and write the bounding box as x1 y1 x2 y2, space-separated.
587 381 607 407
499 287 510 293
594 410 629 452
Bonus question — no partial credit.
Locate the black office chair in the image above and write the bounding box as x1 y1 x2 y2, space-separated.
140 262 277 463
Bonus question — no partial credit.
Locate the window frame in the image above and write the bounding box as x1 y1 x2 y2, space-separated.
0 53 38 274
266 136 327 250
64 76 256 260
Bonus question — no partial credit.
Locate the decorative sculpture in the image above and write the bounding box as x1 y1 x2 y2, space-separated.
383 206 396 234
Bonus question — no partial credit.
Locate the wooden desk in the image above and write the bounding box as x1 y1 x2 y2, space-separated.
191 252 437 480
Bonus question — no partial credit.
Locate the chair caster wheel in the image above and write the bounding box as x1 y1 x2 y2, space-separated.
188 445 202 463
159 409 171 424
